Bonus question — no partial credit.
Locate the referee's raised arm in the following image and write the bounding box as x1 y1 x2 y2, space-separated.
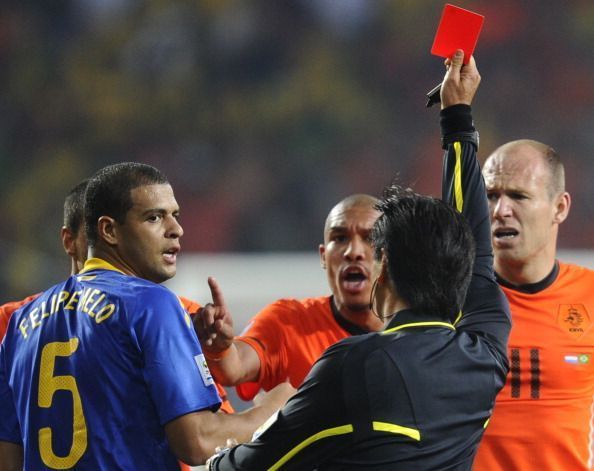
440 50 511 359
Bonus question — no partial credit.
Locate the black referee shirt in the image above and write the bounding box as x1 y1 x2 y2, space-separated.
209 105 511 470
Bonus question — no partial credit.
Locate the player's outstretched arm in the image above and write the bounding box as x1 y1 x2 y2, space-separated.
193 277 261 385
165 382 295 466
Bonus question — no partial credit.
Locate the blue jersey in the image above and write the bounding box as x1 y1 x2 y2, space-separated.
0 258 221 470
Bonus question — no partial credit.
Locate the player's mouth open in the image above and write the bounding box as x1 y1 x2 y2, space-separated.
163 248 179 263
341 268 368 291
494 228 519 240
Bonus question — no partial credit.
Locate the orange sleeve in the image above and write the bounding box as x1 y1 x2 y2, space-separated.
0 307 10 342
0 293 41 341
236 297 346 402
178 296 201 315
235 300 294 400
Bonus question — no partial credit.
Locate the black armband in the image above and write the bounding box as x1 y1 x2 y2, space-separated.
440 104 479 150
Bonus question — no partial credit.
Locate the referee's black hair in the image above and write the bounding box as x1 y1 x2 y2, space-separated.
84 162 169 247
371 184 475 322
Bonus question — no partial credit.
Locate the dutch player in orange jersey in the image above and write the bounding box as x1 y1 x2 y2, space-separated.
194 193 385 402
474 140 594 470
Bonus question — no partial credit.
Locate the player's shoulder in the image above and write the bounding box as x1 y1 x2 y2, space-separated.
77 270 179 311
94 271 171 296
259 296 331 316
125 278 179 305
558 261 594 281
314 332 390 374
0 293 40 317
323 331 379 357
178 296 200 313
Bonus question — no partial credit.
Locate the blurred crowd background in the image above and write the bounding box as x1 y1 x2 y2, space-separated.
1 0 593 301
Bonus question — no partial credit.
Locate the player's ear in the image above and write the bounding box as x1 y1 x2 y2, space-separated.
97 216 118 246
61 226 76 256
319 244 326 269
553 191 571 225
378 252 389 283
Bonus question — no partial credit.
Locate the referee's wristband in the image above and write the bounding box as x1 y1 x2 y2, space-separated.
441 130 480 151
204 345 232 361
439 104 478 150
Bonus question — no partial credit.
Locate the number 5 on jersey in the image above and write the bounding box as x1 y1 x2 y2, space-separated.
38 339 88 469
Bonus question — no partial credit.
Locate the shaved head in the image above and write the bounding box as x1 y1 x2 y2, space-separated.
324 194 380 236
319 193 382 326
486 139 565 198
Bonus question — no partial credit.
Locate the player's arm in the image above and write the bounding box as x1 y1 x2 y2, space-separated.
139 288 294 465
165 382 295 465
0 343 23 471
439 50 510 356
206 341 353 470
0 442 23 471
193 277 261 385
0 293 40 341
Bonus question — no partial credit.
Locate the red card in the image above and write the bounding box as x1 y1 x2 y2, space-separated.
430 4 484 64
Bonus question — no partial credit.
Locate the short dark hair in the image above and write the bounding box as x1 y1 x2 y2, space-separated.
85 162 169 247
63 179 89 234
371 184 475 321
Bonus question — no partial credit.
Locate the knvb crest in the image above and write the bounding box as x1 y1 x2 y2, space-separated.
558 304 590 338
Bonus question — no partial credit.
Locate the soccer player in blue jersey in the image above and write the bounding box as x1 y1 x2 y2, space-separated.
0 163 291 470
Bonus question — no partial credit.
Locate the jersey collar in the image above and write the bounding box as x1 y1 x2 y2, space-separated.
79 257 126 275
383 309 456 334
329 296 372 336
495 260 559 294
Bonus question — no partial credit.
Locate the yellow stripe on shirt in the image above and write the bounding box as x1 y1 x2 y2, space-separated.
454 141 464 213
268 425 354 471
373 421 421 441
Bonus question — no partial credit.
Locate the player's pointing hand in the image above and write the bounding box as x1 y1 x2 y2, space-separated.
194 277 235 351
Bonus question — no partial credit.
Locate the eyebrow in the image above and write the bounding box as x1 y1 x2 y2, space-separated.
140 208 179 217
328 225 347 231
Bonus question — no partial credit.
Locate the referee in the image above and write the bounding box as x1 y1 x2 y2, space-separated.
207 50 510 470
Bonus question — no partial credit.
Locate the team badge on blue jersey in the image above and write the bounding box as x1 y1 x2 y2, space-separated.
195 353 215 386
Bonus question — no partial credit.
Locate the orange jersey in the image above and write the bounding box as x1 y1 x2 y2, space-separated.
236 296 368 401
475 262 594 471
0 293 40 341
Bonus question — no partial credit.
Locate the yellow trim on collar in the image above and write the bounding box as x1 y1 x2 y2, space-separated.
79 258 126 275
383 321 455 335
